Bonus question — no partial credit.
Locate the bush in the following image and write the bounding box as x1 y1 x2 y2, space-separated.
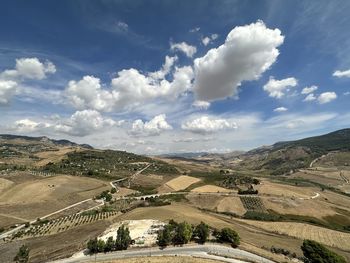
301 239 346 263
194 221 209 244
218 228 240 247
111 188 117 194
14 244 30 263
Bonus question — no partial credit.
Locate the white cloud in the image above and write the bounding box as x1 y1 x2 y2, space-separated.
263 77 298 98
274 107 288 112
1 57 56 80
192 100 210 109
0 57 56 104
170 42 197 58
66 75 115 111
193 21 284 101
0 80 17 104
66 58 194 113
181 116 237 134
344 91 350 96
148 56 178 80
202 37 211 46
201 34 219 46
333 69 350 78
12 119 47 132
318 92 337 104
301 85 318 94
55 110 116 136
304 93 317 101
130 114 172 136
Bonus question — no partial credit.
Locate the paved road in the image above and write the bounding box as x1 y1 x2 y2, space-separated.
50 244 275 263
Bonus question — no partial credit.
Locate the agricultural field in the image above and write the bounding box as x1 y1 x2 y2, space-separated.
240 196 266 213
216 197 247 216
12 211 120 240
0 173 109 227
191 185 232 193
164 175 201 191
237 220 350 251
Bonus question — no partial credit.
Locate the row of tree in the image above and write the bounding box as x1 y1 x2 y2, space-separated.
87 225 131 253
157 220 240 248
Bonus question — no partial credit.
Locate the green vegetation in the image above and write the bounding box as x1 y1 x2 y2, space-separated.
238 188 258 195
157 220 240 248
240 196 266 212
215 227 240 248
14 244 30 263
301 239 346 263
95 190 113 202
115 225 132 250
41 149 178 179
221 174 260 189
194 221 210 244
87 225 132 254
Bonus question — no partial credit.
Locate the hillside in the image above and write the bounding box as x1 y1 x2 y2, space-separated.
0 134 179 179
237 129 350 175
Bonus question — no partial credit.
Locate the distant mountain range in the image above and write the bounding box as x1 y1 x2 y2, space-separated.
0 134 93 149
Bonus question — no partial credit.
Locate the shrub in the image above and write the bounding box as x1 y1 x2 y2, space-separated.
14 244 30 263
301 239 346 263
218 228 240 247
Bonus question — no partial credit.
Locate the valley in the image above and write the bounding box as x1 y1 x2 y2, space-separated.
0 131 350 263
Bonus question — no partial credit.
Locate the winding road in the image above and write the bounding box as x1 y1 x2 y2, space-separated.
50 244 275 263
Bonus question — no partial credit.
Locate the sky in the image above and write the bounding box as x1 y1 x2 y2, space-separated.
1 0 350 154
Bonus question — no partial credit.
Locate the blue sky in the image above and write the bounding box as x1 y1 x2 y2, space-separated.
1 0 350 154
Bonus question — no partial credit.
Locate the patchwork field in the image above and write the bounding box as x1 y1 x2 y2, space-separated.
165 175 201 191
237 219 350 251
0 174 109 227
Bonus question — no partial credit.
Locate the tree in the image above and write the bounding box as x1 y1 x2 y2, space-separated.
157 224 173 247
111 187 117 194
14 244 30 263
218 228 240 247
194 222 209 244
301 240 346 263
115 225 132 250
173 222 193 245
97 239 105 253
87 238 98 254
105 236 114 252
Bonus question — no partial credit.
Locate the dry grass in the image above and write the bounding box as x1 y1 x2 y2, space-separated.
186 194 222 211
191 185 231 193
261 196 337 218
236 219 350 251
34 147 78 167
256 179 317 199
165 176 201 191
0 175 109 227
0 177 14 194
217 197 246 216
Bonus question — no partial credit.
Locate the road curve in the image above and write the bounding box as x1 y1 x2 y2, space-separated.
50 244 275 263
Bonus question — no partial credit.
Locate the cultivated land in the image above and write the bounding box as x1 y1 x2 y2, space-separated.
164 175 201 191
1 131 350 262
